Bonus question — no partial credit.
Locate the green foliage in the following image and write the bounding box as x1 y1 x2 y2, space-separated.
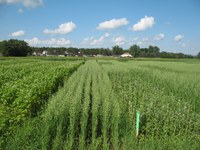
0 39 31 56
0 58 83 147
112 45 123 55
2 58 200 149
197 51 200 58
160 51 193 58
129 44 140 57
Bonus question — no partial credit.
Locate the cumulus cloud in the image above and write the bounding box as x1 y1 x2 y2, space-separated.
132 16 155 31
82 33 110 46
0 0 43 8
97 18 129 30
113 36 126 45
18 8 23 13
45 38 71 46
82 36 94 44
135 37 150 46
128 37 139 45
174 34 184 42
11 30 25 37
25 37 40 45
142 37 149 42
90 33 110 45
154 33 165 41
133 37 139 41
181 43 186 47
43 21 76 35
25 37 71 46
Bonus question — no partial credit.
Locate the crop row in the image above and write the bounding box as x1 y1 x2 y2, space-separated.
100 60 200 149
5 60 121 149
3 59 200 149
0 58 83 147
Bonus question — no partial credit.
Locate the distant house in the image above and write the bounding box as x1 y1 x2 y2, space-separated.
64 51 75 57
121 53 133 58
42 51 48 56
32 52 37 56
33 51 42 56
97 54 103 57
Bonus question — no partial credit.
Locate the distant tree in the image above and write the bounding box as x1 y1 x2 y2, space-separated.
140 48 148 57
112 45 123 55
0 39 31 56
0 41 3 55
104 48 111 56
129 45 140 57
197 51 200 58
146 45 159 57
160 51 193 58
148 45 154 53
67 47 79 55
153 46 160 53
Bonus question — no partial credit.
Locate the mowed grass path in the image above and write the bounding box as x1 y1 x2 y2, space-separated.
4 59 200 149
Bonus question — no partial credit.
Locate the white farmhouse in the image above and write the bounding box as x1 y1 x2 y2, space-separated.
42 51 48 56
121 53 133 58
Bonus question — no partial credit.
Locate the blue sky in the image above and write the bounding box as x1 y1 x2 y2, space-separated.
0 0 200 55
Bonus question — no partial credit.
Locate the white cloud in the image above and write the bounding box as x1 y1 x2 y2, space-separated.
142 37 149 42
97 18 129 30
132 16 155 31
174 34 184 42
25 37 71 46
136 37 150 46
18 8 23 13
104 33 110 37
133 37 139 41
82 33 110 46
137 41 143 45
128 37 139 45
44 38 71 46
26 37 40 45
43 21 76 35
113 36 126 45
90 39 101 46
11 30 25 37
0 0 43 8
82 36 94 44
90 33 110 45
181 43 186 47
154 33 165 41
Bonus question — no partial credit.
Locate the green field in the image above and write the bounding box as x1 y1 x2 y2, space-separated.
1 57 200 149
0 57 84 147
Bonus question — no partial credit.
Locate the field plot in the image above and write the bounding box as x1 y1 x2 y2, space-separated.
101 59 200 149
0 58 83 147
2 58 200 149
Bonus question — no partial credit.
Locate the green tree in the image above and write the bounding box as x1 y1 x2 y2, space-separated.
129 45 140 57
148 45 160 57
0 41 3 56
197 51 200 58
0 39 31 56
112 45 123 56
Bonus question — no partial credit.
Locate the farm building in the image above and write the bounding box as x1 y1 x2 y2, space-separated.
42 51 48 56
121 52 133 58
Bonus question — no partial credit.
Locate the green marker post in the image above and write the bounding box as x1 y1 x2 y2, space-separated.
136 111 140 137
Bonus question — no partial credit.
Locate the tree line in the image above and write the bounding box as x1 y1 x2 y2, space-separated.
31 45 195 59
0 39 199 58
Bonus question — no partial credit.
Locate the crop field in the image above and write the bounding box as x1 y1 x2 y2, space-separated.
1 58 200 149
0 58 83 147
